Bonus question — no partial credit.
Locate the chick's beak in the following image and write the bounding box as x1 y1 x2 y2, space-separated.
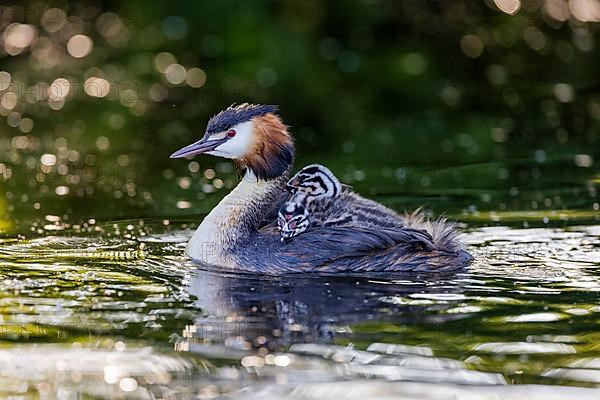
280 236 291 243
170 136 227 158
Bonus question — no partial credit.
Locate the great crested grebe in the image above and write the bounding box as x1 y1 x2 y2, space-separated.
170 103 473 273
278 165 435 251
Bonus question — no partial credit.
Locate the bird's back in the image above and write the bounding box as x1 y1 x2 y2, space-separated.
226 203 472 274
229 223 471 274
309 191 405 230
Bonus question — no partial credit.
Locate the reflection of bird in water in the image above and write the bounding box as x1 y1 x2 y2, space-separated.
170 103 472 273
277 164 435 251
183 270 465 349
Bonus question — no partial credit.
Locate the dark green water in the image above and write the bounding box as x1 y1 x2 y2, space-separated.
0 156 599 398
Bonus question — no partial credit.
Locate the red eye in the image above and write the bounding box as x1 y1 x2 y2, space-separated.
227 129 236 138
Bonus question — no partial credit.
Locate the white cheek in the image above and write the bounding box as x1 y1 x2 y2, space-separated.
210 121 253 159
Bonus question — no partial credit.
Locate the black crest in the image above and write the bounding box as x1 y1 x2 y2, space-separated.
206 103 279 134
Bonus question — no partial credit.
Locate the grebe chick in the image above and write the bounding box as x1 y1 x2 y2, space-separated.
170 103 473 273
277 192 311 241
278 164 341 241
286 164 342 198
278 165 435 250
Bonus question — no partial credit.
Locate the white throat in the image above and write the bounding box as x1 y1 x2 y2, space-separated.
186 170 280 266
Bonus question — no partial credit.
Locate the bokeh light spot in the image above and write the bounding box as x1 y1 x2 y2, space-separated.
48 78 70 101
553 83 575 103
574 154 593 167
119 377 138 392
96 136 110 150
1 92 17 110
55 186 69 196
67 35 93 58
544 0 571 21
186 68 207 88
149 84 168 102
0 71 12 89
460 35 484 58
3 23 37 55
84 77 110 98
41 154 57 166
18 118 33 133
41 8 67 33
164 64 186 85
493 0 521 15
154 52 176 73
569 0 600 22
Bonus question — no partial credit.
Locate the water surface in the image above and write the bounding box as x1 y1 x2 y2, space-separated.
1 206 599 398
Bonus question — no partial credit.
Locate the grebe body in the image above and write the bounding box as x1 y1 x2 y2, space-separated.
170 104 472 273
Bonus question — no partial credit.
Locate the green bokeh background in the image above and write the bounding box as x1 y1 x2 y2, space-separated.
0 0 599 232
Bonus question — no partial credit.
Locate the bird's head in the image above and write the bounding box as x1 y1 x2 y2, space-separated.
277 194 310 242
286 164 342 200
170 103 294 180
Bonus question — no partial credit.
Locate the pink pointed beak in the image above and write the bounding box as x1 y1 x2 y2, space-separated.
170 136 227 158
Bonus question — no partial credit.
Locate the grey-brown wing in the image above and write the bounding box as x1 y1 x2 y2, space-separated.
238 226 430 272
388 227 435 250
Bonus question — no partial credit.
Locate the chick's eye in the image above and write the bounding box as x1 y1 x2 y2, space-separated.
227 129 236 138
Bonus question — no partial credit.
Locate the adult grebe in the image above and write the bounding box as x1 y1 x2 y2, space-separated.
278 164 435 251
170 103 473 273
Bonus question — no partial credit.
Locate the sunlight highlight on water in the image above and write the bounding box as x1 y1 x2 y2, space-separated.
0 222 599 398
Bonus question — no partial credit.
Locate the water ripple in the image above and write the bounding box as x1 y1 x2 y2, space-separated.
0 224 599 397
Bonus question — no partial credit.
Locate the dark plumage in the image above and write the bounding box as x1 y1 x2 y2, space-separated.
277 164 434 250
233 225 473 273
292 193 436 251
171 103 473 274
206 103 279 134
